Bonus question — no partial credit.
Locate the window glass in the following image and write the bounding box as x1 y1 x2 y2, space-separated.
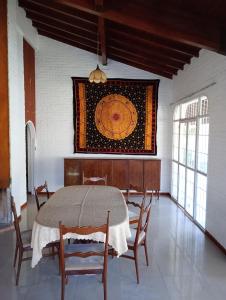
186 169 194 216
179 123 187 165
197 117 209 174
172 121 179 161
187 121 196 168
178 165 185 207
171 162 178 199
171 96 209 229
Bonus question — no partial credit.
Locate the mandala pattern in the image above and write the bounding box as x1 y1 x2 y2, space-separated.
95 94 138 140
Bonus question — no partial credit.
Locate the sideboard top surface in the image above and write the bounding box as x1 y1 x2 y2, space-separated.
64 155 160 161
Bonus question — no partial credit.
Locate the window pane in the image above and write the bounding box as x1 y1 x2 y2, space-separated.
179 123 187 165
173 105 180 120
197 117 209 174
195 173 207 228
187 121 196 168
200 96 208 115
171 162 178 200
186 169 194 216
178 165 185 207
181 99 198 119
173 121 179 161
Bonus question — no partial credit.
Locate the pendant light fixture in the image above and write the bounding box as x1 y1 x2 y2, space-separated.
88 32 107 83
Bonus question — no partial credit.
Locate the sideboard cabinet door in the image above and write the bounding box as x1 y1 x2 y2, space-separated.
143 160 161 191
128 160 143 189
112 160 129 189
64 159 81 186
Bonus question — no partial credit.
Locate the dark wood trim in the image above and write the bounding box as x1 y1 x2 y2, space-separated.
205 230 226 255
0 0 10 188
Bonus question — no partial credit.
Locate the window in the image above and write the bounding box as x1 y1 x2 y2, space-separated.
171 96 209 228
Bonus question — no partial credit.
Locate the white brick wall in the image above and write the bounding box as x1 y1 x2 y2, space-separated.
7 0 38 211
35 36 173 192
173 49 226 248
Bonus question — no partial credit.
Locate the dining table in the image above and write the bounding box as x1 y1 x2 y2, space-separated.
31 185 131 268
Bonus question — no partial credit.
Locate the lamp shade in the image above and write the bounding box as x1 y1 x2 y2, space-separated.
88 65 107 83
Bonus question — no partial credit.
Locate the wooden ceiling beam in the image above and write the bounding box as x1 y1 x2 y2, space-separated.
109 26 200 57
108 45 183 70
35 24 97 49
32 21 96 43
55 0 225 53
19 0 97 24
38 29 97 54
28 13 97 40
95 0 107 65
108 54 173 79
19 0 97 32
98 16 107 65
108 49 178 75
25 11 97 35
108 38 190 64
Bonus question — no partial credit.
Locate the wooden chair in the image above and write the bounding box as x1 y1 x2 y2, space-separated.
82 172 107 185
126 184 147 224
34 181 50 210
59 211 110 300
11 198 59 285
121 198 152 284
11 199 33 285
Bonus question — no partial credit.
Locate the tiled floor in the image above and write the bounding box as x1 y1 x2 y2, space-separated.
1 195 226 300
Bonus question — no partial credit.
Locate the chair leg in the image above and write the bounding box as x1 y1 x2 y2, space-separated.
16 248 23 285
61 275 65 300
144 239 149 266
134 249 140 284
13 244 19 267
103 271 107 300
51 245 55 259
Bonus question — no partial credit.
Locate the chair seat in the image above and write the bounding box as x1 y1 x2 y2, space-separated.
127 228 146 245
64 243 104 271
128 210 139 222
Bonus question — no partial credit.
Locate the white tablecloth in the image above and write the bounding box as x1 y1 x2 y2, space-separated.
31 185 131 268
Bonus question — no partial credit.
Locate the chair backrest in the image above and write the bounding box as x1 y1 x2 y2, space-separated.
126 184 147 209
135 198 152 245
34 181 49 210
59 211 110 273
82 172 107 185
11 198 23 247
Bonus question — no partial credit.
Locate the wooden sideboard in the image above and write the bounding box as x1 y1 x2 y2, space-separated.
64 158 161 195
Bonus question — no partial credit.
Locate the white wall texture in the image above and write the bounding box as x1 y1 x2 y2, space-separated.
35 36 173 193
173 49 226 248
7 0 38 211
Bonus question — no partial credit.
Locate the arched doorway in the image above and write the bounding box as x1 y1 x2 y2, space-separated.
25 121 36 194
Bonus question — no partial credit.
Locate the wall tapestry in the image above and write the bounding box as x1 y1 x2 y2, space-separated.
72 78 159 155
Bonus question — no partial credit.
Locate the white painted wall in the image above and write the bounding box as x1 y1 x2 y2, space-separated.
7 0 38 211
35 36 173 192
173 49 226 248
